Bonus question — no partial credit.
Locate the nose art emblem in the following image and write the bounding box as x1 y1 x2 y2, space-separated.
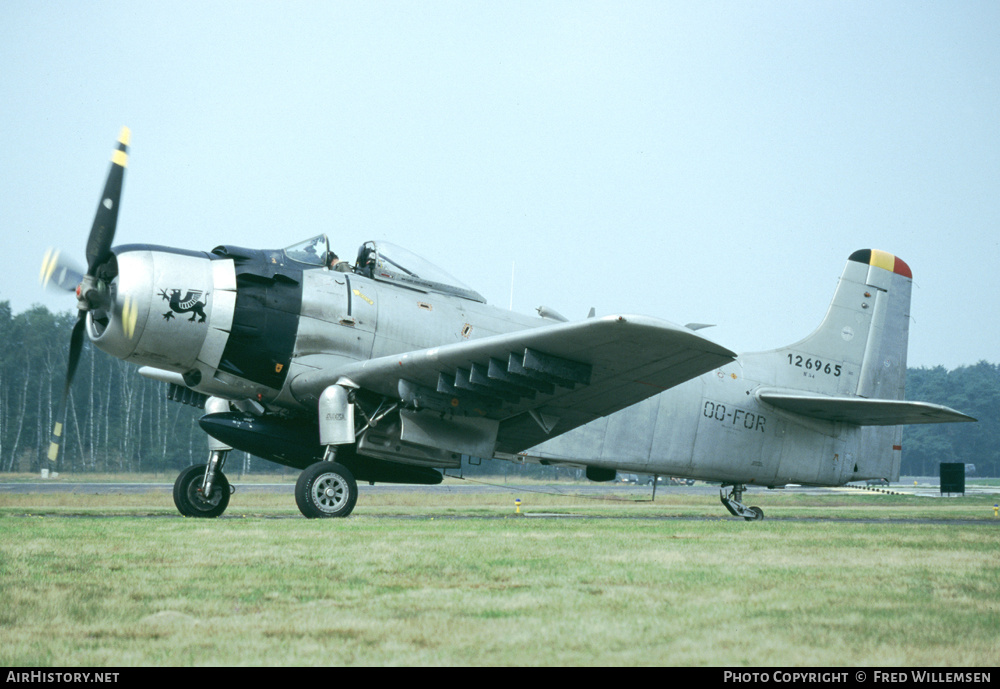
159 288 209 323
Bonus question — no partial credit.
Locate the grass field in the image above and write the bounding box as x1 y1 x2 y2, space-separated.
1 486 998 666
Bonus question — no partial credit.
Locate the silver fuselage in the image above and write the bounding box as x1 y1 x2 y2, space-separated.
92 243 911 487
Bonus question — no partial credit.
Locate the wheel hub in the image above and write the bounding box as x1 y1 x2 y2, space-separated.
314 474 348 512
188 482 222 510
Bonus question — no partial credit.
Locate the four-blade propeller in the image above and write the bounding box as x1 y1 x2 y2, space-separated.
42 127 130 465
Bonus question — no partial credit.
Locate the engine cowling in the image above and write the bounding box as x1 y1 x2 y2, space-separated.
88 245 236 380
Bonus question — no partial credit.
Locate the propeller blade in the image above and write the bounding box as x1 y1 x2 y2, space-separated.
39 248 85 293
47 315 86 464
65 312 86 395
85 126 130 276
47 126 131 465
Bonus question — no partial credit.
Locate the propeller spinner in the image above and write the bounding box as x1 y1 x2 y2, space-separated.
44 127 130 465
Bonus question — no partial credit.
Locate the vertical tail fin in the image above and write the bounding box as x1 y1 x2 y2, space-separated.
750 251 972 485
766 249 913 400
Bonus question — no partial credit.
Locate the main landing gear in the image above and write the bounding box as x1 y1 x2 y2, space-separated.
171 451 360 519
173 396 236 518
172 388 365 520
720 484 764 521
291 381 360 519
294 458 359 519
173 451 233 518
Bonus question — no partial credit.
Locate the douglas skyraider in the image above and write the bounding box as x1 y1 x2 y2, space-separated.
42 128 975 520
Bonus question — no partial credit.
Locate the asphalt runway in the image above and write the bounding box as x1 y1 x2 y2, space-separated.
1 477 995 498
2 478 997 525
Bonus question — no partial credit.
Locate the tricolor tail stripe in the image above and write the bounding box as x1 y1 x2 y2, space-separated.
848 249 912 279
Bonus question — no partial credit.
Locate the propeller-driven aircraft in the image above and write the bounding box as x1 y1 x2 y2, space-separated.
42 128 976 520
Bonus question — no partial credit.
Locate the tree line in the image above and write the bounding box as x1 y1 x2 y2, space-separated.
0 301 209 474
0 299 995 477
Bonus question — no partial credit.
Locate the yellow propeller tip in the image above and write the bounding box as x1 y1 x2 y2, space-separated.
118 126 131 146
39 247 59 287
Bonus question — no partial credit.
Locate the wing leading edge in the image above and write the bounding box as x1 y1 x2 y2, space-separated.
756 389 977 426
291 314 736 453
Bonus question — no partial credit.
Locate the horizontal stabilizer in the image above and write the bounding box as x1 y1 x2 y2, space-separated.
756 389 977 426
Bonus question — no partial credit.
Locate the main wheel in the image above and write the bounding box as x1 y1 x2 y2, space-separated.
295 461 358 518
744 506 764 521
173 464 230 518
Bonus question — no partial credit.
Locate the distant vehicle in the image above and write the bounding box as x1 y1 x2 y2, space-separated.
965 464 976 476
618 473 640 484
865 478 889 486
642 476 694 486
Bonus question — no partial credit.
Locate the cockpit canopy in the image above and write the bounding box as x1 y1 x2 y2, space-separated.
283 235 485 303
283 234 330 267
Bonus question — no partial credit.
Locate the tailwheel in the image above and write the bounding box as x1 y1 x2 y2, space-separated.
719 484 764 521
173 463 231 518
746 505 765 521
295 461 358 518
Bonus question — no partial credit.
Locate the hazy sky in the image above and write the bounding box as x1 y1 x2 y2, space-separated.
2 1 997 369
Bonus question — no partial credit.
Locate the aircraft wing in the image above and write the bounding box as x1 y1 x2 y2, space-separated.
756 389 977 425
291 314 736 453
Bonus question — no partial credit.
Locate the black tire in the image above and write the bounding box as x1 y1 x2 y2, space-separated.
173 464 230 518
295 461 358 519
744 506 764 522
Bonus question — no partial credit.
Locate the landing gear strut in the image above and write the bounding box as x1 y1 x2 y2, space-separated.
173 451 232 518
720 484 764 521
294 381 361 518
